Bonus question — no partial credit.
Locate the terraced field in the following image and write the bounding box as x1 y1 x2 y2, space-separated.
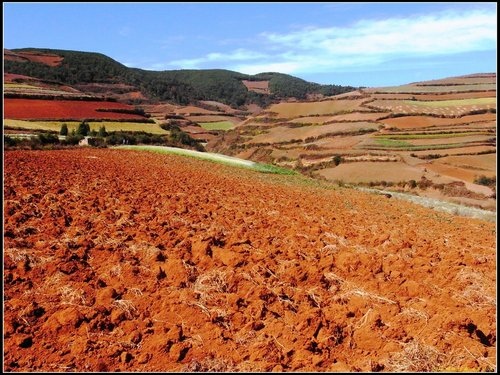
208 74 496 211
4 82 93 99
256 98 369 119
366 98 495 117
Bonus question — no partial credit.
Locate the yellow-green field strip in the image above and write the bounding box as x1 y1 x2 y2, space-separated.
375 132 492 139
4 119 168 134
197 121 235 131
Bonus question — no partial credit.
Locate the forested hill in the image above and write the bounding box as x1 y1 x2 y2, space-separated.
4 48 357 107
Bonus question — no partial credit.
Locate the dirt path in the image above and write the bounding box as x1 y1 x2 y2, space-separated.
3 149 496 372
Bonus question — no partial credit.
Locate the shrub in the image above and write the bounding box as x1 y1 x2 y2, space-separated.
38 133 60 145
417 177 433 190
4 136 20 147
63 134 84 145
474 175 496 188
408 180 417 189
169 126 205 151
88 137 107 148
76 121 90 136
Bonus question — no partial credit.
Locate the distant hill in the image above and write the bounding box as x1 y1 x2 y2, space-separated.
4 48 357 107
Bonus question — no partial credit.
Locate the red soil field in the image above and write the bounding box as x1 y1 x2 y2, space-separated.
4 50 63 67
242 80 270 94
3 99 147 121
4 73 41 83
381 114 496 129
3 149 496 372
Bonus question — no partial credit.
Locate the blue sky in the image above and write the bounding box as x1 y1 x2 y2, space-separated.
3 2 497 87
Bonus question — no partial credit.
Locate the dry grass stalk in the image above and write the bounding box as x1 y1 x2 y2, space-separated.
112 299 137 319
59 285 87 306
386 340 447 372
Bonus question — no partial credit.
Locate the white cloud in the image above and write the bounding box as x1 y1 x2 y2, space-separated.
264 10 496 57
167 49 267 69
165 9 496 75
233 61 303 75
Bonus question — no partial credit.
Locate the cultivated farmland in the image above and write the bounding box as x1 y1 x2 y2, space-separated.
258 98 369 118
4 119 168 135
208 74 496 211
4 99 149 121
3 148 496 372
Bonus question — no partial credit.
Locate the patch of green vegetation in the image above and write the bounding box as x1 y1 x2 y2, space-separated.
368 142 471 151
255 72 356 99
376 132 488 140
252 163 297 175
370 136 480 150
198 121 235 131
474 175 496 188
375 138 412 148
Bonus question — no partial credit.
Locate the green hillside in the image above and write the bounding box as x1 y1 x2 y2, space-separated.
5 48 357 107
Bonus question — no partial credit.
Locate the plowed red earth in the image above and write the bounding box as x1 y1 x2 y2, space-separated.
3 149 496 372
4 99 146 120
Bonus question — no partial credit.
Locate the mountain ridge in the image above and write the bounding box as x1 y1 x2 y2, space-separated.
4 48 357 107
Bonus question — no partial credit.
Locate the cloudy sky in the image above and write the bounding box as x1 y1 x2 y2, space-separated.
3 2 497 87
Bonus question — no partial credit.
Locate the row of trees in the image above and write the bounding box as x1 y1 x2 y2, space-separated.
59 121 107 137
58 121 205 150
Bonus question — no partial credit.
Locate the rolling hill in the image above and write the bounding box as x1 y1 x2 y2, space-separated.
4 48 356 107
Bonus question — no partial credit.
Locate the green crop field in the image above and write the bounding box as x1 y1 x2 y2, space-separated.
368 140 472 151
375 132 490 140
374 138 412 148
198 121 235 131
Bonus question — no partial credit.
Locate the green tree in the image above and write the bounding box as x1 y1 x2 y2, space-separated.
76 121 90 136
98 125 108 137
60 123 68 136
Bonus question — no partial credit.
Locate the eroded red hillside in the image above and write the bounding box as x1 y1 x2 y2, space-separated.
4 49 63 66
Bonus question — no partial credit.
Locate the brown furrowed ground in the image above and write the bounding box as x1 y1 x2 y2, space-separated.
3 149 496 372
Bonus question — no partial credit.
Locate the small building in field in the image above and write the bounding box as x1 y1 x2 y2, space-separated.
79 136 89 146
